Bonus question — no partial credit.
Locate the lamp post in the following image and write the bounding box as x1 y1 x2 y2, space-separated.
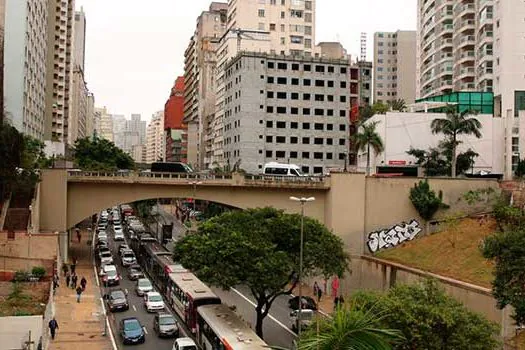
188 181 202 212
289 196 315 336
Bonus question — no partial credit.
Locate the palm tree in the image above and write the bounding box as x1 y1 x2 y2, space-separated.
295 304 403 350
387 99 407 112
430 106 482 177
354 121 384 176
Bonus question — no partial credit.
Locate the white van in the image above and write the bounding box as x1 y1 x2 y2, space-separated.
263 162 305 177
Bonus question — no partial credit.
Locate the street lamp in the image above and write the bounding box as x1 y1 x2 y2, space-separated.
188 181 203 212
289 196 315 336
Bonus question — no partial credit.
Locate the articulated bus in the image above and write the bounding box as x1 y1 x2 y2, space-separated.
196 304 269 350
166 272 221 333
140 242 187 294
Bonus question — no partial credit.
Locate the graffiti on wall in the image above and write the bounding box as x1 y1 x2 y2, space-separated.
367 220 422 253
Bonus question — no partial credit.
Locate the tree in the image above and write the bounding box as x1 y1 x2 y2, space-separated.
351 280 500 350
372 102 389 115
482 227 525 326
407 143 479 177
358 105 375 122
297 303 403 350
0 122 24 200
387 99 407 112
430 107 482 177
515 159 525 178
173 207 350 338
353 121 384 176
73 137 134 171
409 180 447 232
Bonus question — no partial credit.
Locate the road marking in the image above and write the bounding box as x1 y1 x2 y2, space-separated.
231 288 297 337
143 327 148 335
132 305 137 312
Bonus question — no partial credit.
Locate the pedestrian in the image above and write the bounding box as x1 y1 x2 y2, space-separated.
71 274 78 289
52 274 59 293
65 272 71 289
317 286 322 302
48 317 59 340
76 286 83 303
70 257 77 275
334 296 340 311
62 264 68 277
80 276 87 291
77 229 82 243
313 281 319 296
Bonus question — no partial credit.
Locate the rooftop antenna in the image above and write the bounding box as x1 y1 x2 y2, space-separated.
360 32 367 61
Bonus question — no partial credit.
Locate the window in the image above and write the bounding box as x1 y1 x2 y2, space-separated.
302 152 310 159
277 121 286 128
339 153 346 160
305 1 312 10
291 107 299 114
280 37 286 45
314 137 323 145
327 95 334 102
270 23 276 31
281 24 285 31
327 124 333 130
268 62 275 69
266 106 274 113
315 80 325 87
304 39 312 48
291 78 299 85
277 62 287 70
292 63 299 71
340 96 347 103
339 139 346 145
266 121 273 128
291 92 299 99
339 124 346 131
277 77 287 84
303 93 311 100
303 108 311 115
315 108 324 116
327 66 335 73
266 150 273 157
281 11 285 18
326 153 333 160
277 107 286 113
303 79 311 86
304 25 312 35
290 9 303 18
339 110 346 117
258 22 265 30
327 80 334 87
327 109 334 116
258 9 265 17
267 76 274 83
314 152 323 160
326 138 333 145
304 64 311 71
302 137 310 144
276 151 285 158
266 136 273 142
314 123 323 130
301 166 309 174
291 122 298 129
277 92 287 99
290 136 298 144
303 122 310 129
315 94 324 101
276 136 286 143
290 151 298 158
340 81 347 88
267 91 274 98
315 65 325 73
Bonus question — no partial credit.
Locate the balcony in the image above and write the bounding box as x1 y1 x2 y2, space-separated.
456 19 475 33
454 3 475 18
478 67 493 81
455 67 475 80
479 12 493 26
479 31 494 45
456 50 475 64
478 0 493 12
456 34 476 49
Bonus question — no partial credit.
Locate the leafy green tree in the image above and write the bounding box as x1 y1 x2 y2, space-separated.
407 142 479 177
387 99 407 112
372 102 389 115
73 137 134 171
351 280 500 350
482 227 525 326
0 122 24 200
297 303 403 350
173 207 350 338
358 105 375 122
430 107 482 177
353 121 384 176
515 159 525 177
409 180 447 232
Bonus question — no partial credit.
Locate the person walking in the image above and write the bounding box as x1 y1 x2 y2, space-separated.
52 274 59 293
70 257 77 275
313 281 319 297
76 286 83 303
80 276 87 291
317 286 323 302
62 264 68 277
71 274 78 289
65 272 71 289
48 317 59 340
76 228 82 243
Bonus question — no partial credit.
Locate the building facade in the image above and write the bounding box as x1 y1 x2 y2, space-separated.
165 77 187 163
69 67 88 143
85 92 95 137
184 2 227 169
4 0 48 139
94 107 113 142
74 8 86 72
44 0 75 142
373 30 417 104
145 111 165 163
0 0 5 123
127 114 146 145
222 52 351 175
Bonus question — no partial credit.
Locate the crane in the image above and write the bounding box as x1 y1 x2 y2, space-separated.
229 28 270 52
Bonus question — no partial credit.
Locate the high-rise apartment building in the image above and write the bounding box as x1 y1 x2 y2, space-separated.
112 114 127 149
69 66 88 143
0 0 6 123
74 8 86 72
94 107 114 142
4 0 48 139
86 92 95 137
145 111 165 163
373 30 417 104
44 0 75 142
417 0 525 178
222 52 351 175
184 2 228 169
127 114 146 144
165 77 187 163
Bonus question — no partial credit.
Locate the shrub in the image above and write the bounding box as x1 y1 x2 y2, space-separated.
31 266 46 279
12 270 29 283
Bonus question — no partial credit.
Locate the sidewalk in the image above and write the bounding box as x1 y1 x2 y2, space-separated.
292 282 335 316
48 234 114 350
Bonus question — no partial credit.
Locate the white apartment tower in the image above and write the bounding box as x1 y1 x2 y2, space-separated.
4 0 49 139
211 0 318 167
146 111 165 163
417 0 525 178
373 30 417 104
44 0 75 142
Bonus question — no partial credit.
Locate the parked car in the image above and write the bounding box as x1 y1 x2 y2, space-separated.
172 337 197 350
153 312 179 338
121 250 136 267
127 264 144 281
290 309 315 333
144 291 165 313
95 241 109 254
136 278 153 296
105 288 129 312
99 251 113 265
288 296 318 311
119 317 145 345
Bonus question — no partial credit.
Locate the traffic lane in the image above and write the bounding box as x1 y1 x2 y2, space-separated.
211 287 297 349
101 227 174 350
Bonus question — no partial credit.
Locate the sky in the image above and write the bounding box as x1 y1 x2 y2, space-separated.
75 0 416 123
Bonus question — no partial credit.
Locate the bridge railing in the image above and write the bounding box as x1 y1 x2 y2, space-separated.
244 174 326 183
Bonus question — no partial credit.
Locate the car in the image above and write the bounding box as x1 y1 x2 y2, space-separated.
102 265 120 286
172 337 197 350
95 241 109 253
97 246 110 258
100 264 115 276
153 312 179 338
136 278 153 296
114 231 125 241
121 250 136 267
127 264 144 281
288 296 318 311
144 291 165 313
105 288 129 312
118 243 130 256
99 251 113 265
119 317 145 345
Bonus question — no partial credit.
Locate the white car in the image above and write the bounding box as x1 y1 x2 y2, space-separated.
121 250 136 267
100 251 113 265
144 291 165 313
172 337 197 350
98 231 108 240
136 278 153 296
114 227 124 241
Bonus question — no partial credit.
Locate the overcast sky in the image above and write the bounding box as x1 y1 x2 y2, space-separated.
75 0 416 122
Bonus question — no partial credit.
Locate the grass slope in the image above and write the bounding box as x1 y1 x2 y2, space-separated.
376 217 495 288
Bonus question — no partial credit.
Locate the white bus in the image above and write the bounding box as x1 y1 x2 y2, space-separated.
262 162 305 177
196 304 269 350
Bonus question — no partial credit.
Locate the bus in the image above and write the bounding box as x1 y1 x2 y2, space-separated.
166 272 221 333
139 242 187 294
196 304 269 350
151 162 193 173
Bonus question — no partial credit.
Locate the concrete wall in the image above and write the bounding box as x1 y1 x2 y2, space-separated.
0 231 58 261
0 315 44 350
347 256 515 339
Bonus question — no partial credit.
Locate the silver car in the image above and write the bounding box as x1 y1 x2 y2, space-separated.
135 278 153 296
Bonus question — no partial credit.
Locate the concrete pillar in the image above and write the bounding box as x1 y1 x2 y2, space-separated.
58 231 69 263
